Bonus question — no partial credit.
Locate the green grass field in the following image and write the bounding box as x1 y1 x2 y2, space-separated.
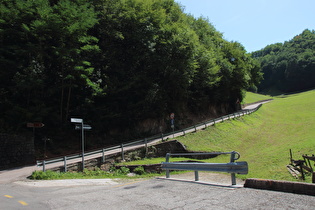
242 91 272 104
177 90 315 182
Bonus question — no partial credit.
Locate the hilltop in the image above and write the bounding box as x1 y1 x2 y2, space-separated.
252 29 315 94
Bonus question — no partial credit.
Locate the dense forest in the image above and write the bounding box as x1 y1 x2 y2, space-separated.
0 0 262 155
252 29 315 93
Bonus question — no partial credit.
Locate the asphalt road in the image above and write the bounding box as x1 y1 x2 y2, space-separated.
1 175 315 210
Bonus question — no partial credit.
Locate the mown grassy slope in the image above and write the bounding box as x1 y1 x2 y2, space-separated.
177 90 315 182
242 91 272 104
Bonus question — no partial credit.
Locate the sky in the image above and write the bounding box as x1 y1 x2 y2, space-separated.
175 0 315 52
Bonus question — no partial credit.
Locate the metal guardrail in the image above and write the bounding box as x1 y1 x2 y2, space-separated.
37 104 262 171
161 151 248 185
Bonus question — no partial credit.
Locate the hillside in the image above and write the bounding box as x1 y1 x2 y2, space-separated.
242 91 272 104
0 0 262 151
177 90 315 182
252 29 315 94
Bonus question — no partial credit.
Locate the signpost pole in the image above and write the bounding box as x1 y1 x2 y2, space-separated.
81 120 84 170
71 118 85 170
170 113 175 138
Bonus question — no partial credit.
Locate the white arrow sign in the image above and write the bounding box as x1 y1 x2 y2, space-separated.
71 118 83 123
75 124 92 130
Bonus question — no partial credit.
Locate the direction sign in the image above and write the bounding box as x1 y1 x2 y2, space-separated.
71 118 83 123
75 124 92 130
27 122 45 128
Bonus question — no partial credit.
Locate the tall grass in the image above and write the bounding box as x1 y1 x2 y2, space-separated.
178 90 315 181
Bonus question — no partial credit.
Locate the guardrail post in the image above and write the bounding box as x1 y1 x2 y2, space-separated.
166 153 170 178
145 138 148 158
121 144 125 161
102 148 105 163
195 171 199 181
230 151 236 185
64 156 67 172
204 122 207 129
161 133 164 141
182 130 185 136
43 160 46 172
194 125 197 132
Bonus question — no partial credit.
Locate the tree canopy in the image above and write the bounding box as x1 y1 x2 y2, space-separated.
0 0 261 149
252 29 315 93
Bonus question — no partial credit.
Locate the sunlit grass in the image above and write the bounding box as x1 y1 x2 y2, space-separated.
178 90 315 182
242 91 272 104
118 157 228 165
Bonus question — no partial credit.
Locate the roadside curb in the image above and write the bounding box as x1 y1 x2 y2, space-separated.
244 178 315 196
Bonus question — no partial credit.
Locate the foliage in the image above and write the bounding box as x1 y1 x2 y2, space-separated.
252 29 315 94
30 167 161 180
133 166 146 175
0 0 101 133
0 0 262 149
109 166 130 176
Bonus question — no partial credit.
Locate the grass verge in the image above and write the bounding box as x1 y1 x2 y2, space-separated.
30 167 162 180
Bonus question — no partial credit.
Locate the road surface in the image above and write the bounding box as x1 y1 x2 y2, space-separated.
1 173 314 209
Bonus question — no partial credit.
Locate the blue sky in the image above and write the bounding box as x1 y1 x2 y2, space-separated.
175 0 315 52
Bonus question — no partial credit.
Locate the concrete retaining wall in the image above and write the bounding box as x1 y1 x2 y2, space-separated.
244 178 315 196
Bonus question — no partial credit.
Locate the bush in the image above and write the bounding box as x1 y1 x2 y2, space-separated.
30 170 59 180
119 167 130 175
134 166 146 175
109 166 130 176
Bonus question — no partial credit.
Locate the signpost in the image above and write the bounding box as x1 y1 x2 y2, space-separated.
70 118 83 123
27 122 45 128
170 113 175 138
71 118 85 169
75 124 92 130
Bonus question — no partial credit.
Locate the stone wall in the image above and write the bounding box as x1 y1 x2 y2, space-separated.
0 133 35 170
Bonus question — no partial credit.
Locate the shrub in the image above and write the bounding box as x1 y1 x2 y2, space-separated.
30 170 59 180
134 166 146 175
119 167 130 175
